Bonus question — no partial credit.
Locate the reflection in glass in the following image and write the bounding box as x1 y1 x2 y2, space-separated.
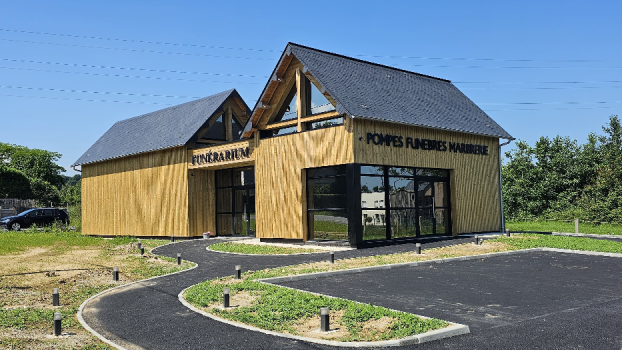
389 177 416 208
361 166 384 176
417 182 433 208
416 169 449 177
435 209 448 234
308 211 348 241
216 169 232 188
388 167 415 177
362 210 386 240
216 188 232 213
308 166 346 178
307 177 347 209
390 209 418 238
434 182 449 207
217 214 232 235
419 209 434 235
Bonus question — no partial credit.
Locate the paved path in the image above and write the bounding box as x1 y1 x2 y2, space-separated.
82 236 470 349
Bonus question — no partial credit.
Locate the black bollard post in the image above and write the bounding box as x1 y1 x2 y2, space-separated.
112 267 119 281
177 253 181 265
506 228 510 237
235 265 241 279
329 251 334 264
223 288 230 308
52 288 59 306
473 235 479 245
140 247 145 255
171 235 175 242
415 243 421 254
53 312 62 336
137 242 142 250
320 307 330 332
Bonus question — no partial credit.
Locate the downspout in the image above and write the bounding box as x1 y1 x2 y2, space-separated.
499 139 513 232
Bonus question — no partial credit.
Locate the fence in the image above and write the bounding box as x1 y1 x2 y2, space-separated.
0 199 38 218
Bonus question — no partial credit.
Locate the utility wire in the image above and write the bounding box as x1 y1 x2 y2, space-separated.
0 58 267 78
0 66 262 84
0 94 172 105
0 27 608 64
0 38 277 61
0 85 204 99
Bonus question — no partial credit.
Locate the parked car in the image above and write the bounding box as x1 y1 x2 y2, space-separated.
0 208 69 231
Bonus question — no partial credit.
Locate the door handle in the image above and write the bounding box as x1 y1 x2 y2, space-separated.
432 197 436 218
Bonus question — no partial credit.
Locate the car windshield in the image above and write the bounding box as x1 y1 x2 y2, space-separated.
18 209 37 216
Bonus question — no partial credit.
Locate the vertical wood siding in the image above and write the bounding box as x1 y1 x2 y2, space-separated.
81 147 189 236
187 169 215 236
253 125 354 239
353 119 501 234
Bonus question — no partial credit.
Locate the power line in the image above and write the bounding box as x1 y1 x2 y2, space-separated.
0 38 277 61
0 27 608 64
480 101 622 106
0 94 172 105
0 58 267 79
0 85 204 99
0 66 262 84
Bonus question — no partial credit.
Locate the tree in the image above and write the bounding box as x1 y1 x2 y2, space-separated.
0 164 32 198
0 143 65 189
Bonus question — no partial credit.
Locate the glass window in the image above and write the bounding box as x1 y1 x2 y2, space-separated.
389 177 416 208
308 165 346 179
43 209 54 216
203 114 226 140
216 169 232 188
361 166 384 176
307 177 347 209
390 209 418 238
362 209 386 240
388 167 415 177
362 201 367 208
416 169 449 177
308 211 348 241
417 181 433 208
307 117 343 130
216 188 232 213
309 82 336 115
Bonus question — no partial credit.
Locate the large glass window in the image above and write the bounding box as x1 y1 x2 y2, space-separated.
307 165 348 241
359 165 451 241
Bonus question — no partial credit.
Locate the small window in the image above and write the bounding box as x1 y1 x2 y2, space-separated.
362 201 367 208
374 200 379 208
307 117 343 130
379 200 384 208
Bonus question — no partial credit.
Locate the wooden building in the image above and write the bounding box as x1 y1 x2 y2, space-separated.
74 43 513 247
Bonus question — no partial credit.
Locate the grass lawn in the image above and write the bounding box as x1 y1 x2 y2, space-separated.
494 233 622 253
0 230 193 349
209 242 322 255
507 220 622 235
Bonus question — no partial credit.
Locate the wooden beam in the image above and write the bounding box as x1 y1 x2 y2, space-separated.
225 107 233 141
296 68 308 132
263 111 342 131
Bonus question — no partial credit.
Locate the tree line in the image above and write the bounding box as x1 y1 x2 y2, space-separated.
502 115 622 222
0 143 80 206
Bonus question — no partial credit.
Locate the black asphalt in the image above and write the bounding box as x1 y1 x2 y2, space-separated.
81 236 471 350
278 251 622 349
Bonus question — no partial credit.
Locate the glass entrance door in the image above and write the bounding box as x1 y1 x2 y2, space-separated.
216 167 255 236
416 180 450 236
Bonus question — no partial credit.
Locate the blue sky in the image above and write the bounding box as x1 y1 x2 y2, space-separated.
0 0 620 175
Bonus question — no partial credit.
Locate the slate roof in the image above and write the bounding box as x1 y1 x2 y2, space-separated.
249 43 512 139
73 89 248 166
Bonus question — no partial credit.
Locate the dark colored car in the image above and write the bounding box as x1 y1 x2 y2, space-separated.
0 208 69 231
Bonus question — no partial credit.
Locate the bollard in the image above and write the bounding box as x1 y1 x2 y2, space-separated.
177 253 182 265
329 251 334 264
415 243 421 254
506 228 510 237
575 219 579 234
112 267 119 281
53 312 62 336
137 242 142 250
474 235 479 245
223 288 230 308
235 265 241 279
52 288 59 306
140 247 145 255
320 307 330 332
171 235 175 242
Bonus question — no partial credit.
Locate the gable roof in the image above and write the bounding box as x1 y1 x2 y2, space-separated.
244 43 512 140
73 89 250 166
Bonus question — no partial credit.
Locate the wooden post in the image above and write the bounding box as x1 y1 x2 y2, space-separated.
575 219 579 234
225 107 233 141
296 69 308 132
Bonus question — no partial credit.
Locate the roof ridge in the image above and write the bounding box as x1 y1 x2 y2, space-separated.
287 42 451 83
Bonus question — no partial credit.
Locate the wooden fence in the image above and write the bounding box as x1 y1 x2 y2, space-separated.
0 199 37 218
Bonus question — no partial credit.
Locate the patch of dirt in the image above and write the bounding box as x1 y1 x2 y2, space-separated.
287 310 350 340
208 290 261 310
359 316 395 339
0 329 98 349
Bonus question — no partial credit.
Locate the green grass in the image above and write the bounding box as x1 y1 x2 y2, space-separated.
495 234 622 253
209 242 320 255
507 220 622 235
185 275 448 341
0 231 125 255
313 220 348 232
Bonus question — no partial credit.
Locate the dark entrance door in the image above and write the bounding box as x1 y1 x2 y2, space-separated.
416 180 450 236
216 167 255 236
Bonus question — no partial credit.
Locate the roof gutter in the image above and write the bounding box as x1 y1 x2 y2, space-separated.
498 138 513 233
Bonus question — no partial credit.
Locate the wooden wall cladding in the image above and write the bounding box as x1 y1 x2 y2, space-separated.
187 169 215 236
254 125 354 240
353 119 502 234
81 146 189 237
188 139 254 170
